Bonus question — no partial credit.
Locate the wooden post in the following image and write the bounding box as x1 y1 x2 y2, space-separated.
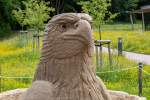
0 64 2 92
32 35 34 49
142 10 145 32
99 45 103 68
33 35 35 50
35 35 37 49
98 25 103 68
130 13 134 30
20 31 28 49
25 31 28 51
138 62 143 97
118 37 123 56
37 35 40 50
108 43 112 68
26 31 28 46
95 46 99 67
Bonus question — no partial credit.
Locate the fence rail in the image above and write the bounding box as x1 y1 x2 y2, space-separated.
1 63 150 96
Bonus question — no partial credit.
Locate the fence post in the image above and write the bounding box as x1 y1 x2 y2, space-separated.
108 42 112 68
95 46 99 67
37 35 40 50
138 62 143 97
0 64 1 92
33 35 35 50
118 37 123 56
99 45 103 68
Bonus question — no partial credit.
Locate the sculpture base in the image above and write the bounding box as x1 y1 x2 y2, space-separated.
0 89 146 100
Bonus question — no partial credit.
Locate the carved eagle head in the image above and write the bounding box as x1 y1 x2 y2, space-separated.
41 13 93 60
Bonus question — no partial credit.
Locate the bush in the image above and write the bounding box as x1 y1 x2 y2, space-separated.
0 22 11 38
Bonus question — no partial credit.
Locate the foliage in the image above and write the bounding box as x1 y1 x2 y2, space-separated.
23 0 54 30
78 0 118 40
12 8 25 30
112 0 139 11
78 0 117 27
111 0 139 21
0 0 22 26
12 0 55 31
47 0 81 14
0 22 11 38
0 0 23 37
139 0 150 6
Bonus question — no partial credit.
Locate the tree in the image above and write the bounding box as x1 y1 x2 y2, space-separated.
78 0 117 39
111 0 139 21
112 0 139 11
0 0 23 37
78 0 117 67
12 0 54 33
45 0 81 14
12 8 25 30
140 0 150 5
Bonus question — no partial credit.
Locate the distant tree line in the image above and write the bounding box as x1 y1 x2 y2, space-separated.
0 0 149 37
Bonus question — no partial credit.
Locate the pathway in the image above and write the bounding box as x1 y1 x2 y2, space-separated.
99 47 150 65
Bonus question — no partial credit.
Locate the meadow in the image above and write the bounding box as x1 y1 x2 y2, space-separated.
0 30 150 99
94 31 150 54
94 22 150 54
0 33 39 91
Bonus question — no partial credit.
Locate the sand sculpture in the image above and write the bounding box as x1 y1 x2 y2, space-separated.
21 13 146 100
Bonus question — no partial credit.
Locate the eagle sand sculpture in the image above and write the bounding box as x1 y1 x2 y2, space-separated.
22 13 144 100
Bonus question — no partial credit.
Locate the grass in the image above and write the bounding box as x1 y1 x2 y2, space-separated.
0 33 40 91
94 54 150 99
94 31 150 54
0 31 150 99
0 51 39 91
94 23 150 54
100 22 142 32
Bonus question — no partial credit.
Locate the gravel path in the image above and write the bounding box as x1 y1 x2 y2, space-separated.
0 89 26 100
97 47 150 65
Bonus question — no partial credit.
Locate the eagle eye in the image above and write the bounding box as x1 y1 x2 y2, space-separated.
61 24 67 29
59 23 67 32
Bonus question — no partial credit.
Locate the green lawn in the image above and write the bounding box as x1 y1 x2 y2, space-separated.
0 32 150 99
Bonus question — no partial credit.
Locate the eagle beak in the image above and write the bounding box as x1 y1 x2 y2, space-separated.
62 19 92 45
75 19 92 43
